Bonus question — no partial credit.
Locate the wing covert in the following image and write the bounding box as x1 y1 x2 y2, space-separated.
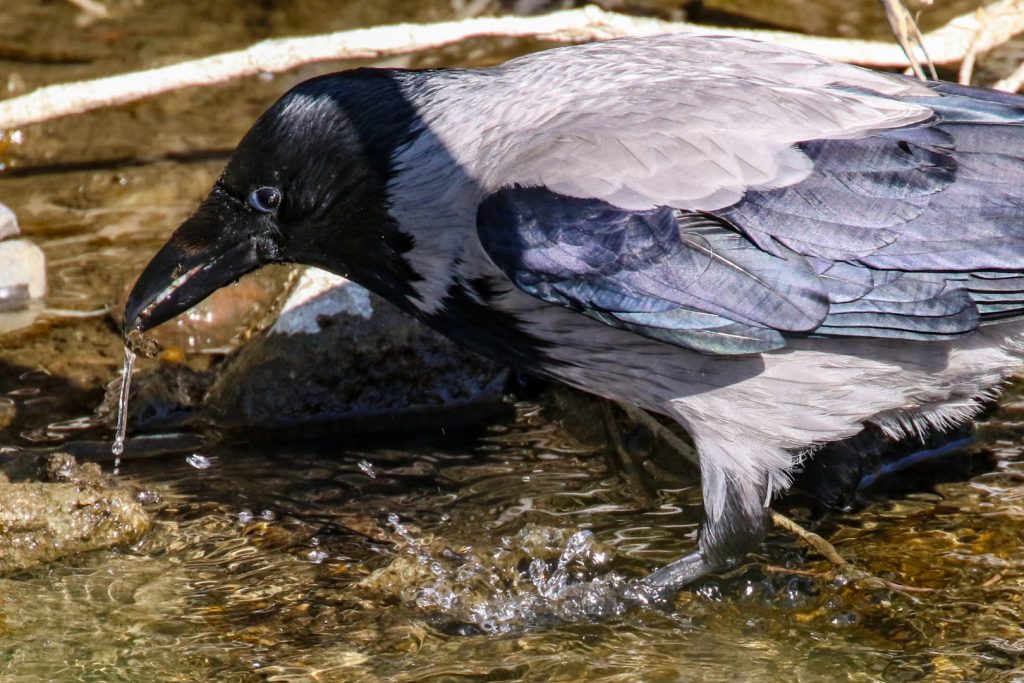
477 186 829 354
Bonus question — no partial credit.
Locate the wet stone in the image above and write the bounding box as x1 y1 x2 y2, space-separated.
0 202 46 334
205 268 508 430
0 452 149 573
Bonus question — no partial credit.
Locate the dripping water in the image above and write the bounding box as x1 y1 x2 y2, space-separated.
111 330 159 468
111 346 136 470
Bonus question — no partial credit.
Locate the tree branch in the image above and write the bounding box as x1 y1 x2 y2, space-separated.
3 2 1024 130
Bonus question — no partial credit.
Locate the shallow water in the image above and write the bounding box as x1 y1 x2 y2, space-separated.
2 0 1024 681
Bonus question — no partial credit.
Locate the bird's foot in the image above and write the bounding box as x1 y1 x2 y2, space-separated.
619 549 721 606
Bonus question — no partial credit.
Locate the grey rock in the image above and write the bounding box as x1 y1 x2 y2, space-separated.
0 234 46 334
205 269 508 430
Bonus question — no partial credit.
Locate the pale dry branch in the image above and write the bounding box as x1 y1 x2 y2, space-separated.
994 59 1024 91
769 510 849 567
879 0 937 80
3 2 1024 130
66 0 108 18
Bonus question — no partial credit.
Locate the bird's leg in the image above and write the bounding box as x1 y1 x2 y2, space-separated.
636 450 772 596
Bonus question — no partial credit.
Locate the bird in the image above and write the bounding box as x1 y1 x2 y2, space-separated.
123 33 1024 594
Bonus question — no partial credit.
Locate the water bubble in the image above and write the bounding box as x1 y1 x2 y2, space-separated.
135 489 161 505
237 509 254 524
396 525 629 632
306 549 328 564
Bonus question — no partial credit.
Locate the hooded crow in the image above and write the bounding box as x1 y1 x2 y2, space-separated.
124 33 1024 593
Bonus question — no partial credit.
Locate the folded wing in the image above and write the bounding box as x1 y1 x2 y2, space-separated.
477 83 1024 355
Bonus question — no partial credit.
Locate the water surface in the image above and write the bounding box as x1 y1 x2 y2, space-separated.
1 1 1023 681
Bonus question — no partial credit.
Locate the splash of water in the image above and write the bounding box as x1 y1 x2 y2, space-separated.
374 523 633 632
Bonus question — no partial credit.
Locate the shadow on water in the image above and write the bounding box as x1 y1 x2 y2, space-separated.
0 358 107 450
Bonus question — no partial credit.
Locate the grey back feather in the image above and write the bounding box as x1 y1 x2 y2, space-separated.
391 34 1024 354
401 33 934 212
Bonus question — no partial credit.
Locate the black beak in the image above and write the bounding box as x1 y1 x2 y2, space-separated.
124 198 268 334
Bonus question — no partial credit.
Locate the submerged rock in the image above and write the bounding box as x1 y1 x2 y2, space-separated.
0 452 149 573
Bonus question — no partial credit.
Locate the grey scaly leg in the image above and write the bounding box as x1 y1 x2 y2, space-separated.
633 438 777 597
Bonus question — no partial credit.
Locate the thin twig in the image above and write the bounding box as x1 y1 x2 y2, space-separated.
4 2 1024 130
602 402 658 509
614 401 698 466
958 7 988 85
769 509 848 567
763 563 938 594
767 512 942 594
980 573 1003 587
994 60 1024 92
879 0 936 80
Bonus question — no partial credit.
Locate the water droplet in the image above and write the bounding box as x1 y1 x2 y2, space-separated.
237 509 254 523
306 548 328 564
135 489 161 505
357 459 377 479
185 453 211 469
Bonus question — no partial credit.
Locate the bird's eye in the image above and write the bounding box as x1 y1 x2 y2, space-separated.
248 186 282 213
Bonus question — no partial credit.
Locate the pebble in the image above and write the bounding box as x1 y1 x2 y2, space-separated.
0 240 46 306
0 201 18 241
0 202 46 309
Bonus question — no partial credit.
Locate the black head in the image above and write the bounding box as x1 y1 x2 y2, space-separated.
124 68 423 333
